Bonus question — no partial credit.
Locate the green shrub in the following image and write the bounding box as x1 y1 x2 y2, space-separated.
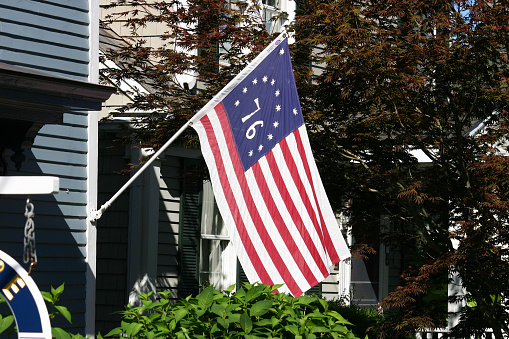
327 298 381 339
106 282 360 339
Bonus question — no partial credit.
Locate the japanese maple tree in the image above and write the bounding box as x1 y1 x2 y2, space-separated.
101 0 277 149
293 0 509 337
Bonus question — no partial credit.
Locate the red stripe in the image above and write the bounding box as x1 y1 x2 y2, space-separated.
294 128 340 263
251 161 319 287
213 104 302 295
264 146 328 277
200 113 272 285
278 136 330 276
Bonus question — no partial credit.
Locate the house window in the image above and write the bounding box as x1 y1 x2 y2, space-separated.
178 161 321 297
262 0 284 34
199 181 237 291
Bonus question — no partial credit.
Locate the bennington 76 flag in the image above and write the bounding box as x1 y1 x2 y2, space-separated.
190 33 350 296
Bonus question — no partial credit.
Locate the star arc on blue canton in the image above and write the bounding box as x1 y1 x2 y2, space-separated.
221 43 304 172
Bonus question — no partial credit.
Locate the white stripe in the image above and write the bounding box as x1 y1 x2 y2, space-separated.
257 154 326 284
270 143 329 267
206 108 285 288
297 126 350 261
244 163 311 291
284 132 329 245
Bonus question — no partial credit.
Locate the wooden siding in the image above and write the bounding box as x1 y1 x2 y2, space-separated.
95 130 130 335
0 0 90 80
156 155 181 301
0 0 92 334
0 114 90 333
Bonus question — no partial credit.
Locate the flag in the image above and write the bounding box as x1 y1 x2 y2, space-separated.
190 32 350 296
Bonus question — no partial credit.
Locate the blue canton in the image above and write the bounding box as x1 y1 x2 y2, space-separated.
222 39 304 172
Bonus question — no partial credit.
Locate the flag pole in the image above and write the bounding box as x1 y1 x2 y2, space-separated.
89 121 192 222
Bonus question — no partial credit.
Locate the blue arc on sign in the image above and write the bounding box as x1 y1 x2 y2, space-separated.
0 250 51 339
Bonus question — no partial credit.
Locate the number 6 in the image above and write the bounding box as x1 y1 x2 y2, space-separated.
246 121 264 139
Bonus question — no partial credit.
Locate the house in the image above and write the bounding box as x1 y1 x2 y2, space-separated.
93 0 360 333
0 0 114 336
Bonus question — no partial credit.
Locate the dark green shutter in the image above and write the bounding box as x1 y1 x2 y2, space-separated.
305 282 322 296
178 159 202 299
236 260 249 289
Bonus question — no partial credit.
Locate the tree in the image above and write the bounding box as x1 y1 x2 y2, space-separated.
101 0 278 150
293 0 509 337
102 0 509 336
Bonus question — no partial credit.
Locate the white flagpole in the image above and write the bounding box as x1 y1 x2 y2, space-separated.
89 121 192 222
90 31 288 222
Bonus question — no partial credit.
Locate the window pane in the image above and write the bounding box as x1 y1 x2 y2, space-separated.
200 239 236 291
201 180 227 236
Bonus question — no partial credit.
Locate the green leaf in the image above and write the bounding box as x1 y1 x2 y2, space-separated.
196 286 214 309
56 305 74 324
285 324 299 335
326 311 353 325
245 284 265 302
311 326 331 334
305 312 327 319
240 311 253 334
0 315 14 334
225 284 236 294
52 327 71 339
211 303 226 317
126 322 143 337
217 316 228 329
254 319 273 327
41 291 53 303
331 325 348 333
317 298 328 312
174 308 189 323
249 299 273 317
105 327 124 337
53 283 65 299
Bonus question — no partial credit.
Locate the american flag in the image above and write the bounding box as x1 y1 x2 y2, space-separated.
190 33 350 296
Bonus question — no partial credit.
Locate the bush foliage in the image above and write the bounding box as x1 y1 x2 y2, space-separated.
106 283 361 339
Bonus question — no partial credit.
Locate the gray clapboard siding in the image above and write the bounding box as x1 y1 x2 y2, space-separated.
0 214 87 232
0 227 87 246
33 135 89 153
63 113 90 126
95 130 130 334
0 1 89 80
156 155 181 298
40 123 88 140
0 20 89 50
19 160 87 179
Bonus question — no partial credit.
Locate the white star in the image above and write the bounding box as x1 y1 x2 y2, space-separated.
243 87 248 93
273 121 279 128
279 48 285 55
262 76 268 83
275 89 280 97
293 108 298 115
276 105 281 112
248 150 253 157
252 78 258 85
258 144 264 151
235 100 240 106
271 79 276 86
267 134 273 140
